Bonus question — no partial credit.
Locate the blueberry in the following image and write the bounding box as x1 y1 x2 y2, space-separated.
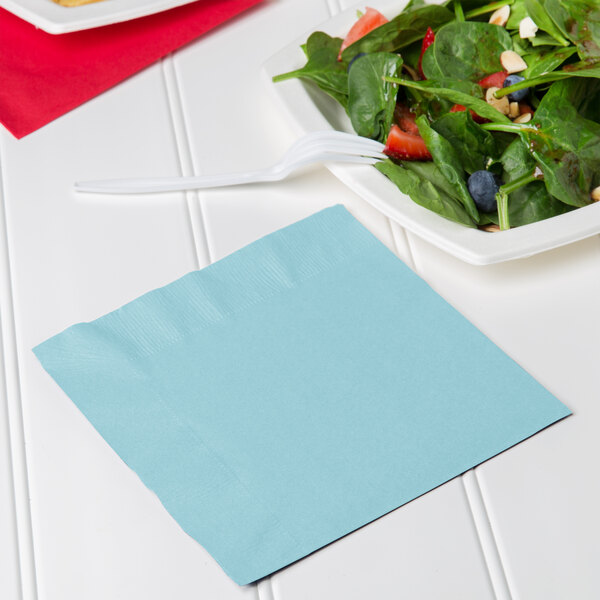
503 74 529 102
347 53 367 72
467 170 502 213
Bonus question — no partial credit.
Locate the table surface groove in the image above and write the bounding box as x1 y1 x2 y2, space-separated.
0 145 38 600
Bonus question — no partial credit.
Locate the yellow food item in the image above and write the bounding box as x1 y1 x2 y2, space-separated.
51 0 105 7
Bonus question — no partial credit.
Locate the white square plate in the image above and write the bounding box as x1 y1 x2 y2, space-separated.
1 0 198 34
262 0 600 265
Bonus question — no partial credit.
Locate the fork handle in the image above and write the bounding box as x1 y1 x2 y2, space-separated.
74 169 278 194
74 153 381 194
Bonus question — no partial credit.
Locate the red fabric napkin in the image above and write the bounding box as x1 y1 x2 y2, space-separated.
0 0 263 138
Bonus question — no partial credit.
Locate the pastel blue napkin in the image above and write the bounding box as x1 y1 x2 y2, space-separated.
34 205 570 585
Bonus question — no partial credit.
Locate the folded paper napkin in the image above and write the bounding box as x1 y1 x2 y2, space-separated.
34 206 570 585
0 0 263 139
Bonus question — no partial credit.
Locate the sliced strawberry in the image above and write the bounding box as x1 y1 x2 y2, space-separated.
418 27 435 79
449 104 488 124
384 124 432 161
478 71 508 89
394 103 420 136
338 7 389 60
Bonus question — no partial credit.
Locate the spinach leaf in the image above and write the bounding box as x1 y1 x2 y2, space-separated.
375 160 477 227
506 0 528 30
529 33 565 47
403 0 427 10
341 5 454 62
387 76 511 123
570 78 600 122
524 0 570 46
519 79 600 206
496 138 573 226
398 160 467 203
543 76 600 120
545 0 600 59
460 0 506 11
430 77 483 97
419 44 444 79
522 46 578 78
411 93 454 121
422 21 513 82
273 32 349 107
511 33 532 57
347 53 403 141
431 110 499 173
416 115 480 222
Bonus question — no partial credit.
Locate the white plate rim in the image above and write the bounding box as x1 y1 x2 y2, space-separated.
1 0 197 34
261 0 600 265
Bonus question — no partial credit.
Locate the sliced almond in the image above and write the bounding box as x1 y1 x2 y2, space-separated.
514 112 532 123
489 5 510 27
519 16 539 38
509 101 520 118
500 50 528 74
485 87 500 102
485 87 510 115
591 186 600 202
480 224 501 232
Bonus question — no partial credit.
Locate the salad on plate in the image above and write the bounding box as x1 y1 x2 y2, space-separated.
273 0 600 232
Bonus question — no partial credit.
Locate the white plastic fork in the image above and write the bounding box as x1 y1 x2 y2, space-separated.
74 131 387 194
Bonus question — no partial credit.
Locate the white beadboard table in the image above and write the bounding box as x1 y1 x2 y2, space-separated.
1 1 599 598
